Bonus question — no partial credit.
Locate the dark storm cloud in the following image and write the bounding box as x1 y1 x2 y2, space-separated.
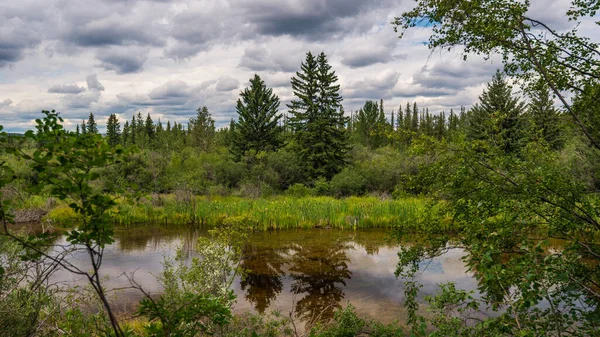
86 74 105 91
97 48 148 74
239 0 387 40
48 84 86 94
65 18 162 47
413 62 498 90
341 48 406 68
0 18 41 68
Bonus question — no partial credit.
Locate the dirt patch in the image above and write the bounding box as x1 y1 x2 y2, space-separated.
14 208 47 223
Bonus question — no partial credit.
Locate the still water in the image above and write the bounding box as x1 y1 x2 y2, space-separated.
52 226 477 324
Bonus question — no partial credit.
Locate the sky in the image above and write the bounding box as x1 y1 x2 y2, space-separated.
0 0 594 132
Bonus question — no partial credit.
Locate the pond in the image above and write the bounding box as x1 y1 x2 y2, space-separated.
50 225 478 325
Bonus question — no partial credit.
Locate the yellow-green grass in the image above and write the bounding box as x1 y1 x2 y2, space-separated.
45 195 427 230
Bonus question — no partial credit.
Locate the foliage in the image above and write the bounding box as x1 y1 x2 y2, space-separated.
288 52 349 181
467 70 527 154
309 305 404 337
232 74 283 158
354 100 389 149
136 217 251 336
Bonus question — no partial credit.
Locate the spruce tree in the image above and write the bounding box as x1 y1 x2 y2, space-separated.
106 113 121 146
75 124 80 136
396 105 404 131
122 121 130 145
145 113 155 142
468 70 526 154
527 84 563 150
130 115 137 144
189 106 215 151
232 74 283 158
87 112 98 134
288 51 349 180
404 102 412 131
412 102 419 132
81 120 87 135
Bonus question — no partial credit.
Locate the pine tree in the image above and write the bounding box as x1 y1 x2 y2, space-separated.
75 124 80 136
404 102 412 131
412 102 419 132
130 115 137 144
232 74 283 158
468 70 526 154
87 112 98 134
189 106 215 151
527 84 563 150
81 120 87 135
288 51 349 181
106 114 121 146
145 113 155 142
396 105 404 131
122 121 130 145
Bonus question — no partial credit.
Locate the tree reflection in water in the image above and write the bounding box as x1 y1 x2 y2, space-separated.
240 242 286 313
288 237 353 324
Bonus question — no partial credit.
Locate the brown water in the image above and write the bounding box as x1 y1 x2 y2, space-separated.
51 225 478 324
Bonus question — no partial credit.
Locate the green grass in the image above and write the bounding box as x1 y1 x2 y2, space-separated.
44 195 427 230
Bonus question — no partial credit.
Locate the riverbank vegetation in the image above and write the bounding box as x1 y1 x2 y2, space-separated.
2 0 600 335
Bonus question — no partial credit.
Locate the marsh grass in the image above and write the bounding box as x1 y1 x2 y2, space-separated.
45 195 426 229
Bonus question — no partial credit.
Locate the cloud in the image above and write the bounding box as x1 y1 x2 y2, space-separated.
0 99 13 109
61 91 102 109
48 84 86 94
216 76 240 92
238 0 387 40
97 47 148 73
64 16 163 47
238 45 305 73
412 61 498 90
341 47 406 68
86 74 105 91
344 69 401 99
0 17 42 68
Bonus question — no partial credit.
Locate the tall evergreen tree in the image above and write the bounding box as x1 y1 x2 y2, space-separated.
412 102 419 132
189 106 215 151
81 120 87 135
130 115 137 144
145 113 155 142
288 51 349 180
396 105 404 131
232 74 283 158
527 84 563 150
122 121 130 145
404 102 412 131
106 114 121 146
468 70 526 153
87 112 98 134
75 124 80 136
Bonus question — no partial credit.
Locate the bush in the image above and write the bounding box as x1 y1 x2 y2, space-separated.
286 183 313 197
329 168 367 197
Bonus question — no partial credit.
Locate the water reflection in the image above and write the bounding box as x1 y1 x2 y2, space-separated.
288 237 352 323
46 225 479 325
240 243 286 313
